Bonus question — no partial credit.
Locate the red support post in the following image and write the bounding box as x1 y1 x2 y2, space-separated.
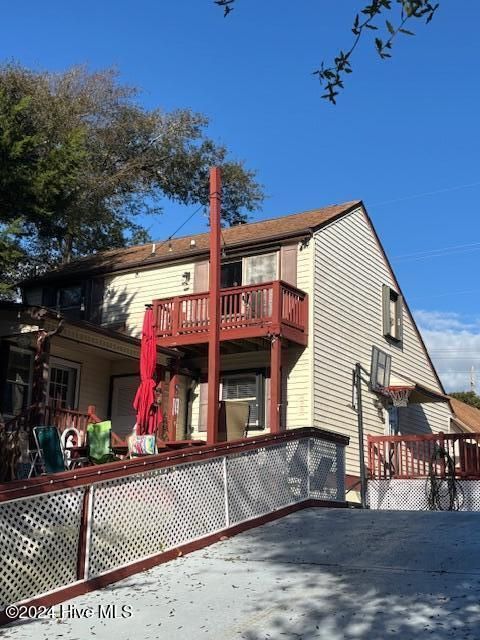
207 167 221 445
168 370 179 441
270 336 282 433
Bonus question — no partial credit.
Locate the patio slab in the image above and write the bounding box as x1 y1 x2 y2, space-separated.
3 508 480 640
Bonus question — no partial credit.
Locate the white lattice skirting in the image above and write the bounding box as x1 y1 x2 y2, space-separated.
368 479 480 511
0 434 346 610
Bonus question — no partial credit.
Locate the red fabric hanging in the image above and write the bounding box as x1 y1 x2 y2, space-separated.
133 307 161 435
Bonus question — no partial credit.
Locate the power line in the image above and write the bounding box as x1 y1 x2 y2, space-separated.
141 203 205 263
392 243 480 263
369 179 480 208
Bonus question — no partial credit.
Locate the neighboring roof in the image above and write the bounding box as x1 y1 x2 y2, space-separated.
449 397 480 433
21 200 361 285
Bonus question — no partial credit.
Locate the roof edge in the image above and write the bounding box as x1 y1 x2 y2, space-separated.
20 200 363 286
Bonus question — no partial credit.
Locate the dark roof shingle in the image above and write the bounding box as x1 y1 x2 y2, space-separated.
22 200 361 284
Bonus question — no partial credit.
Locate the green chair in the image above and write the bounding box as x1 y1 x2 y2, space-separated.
32 426 66 475
86 421 119 464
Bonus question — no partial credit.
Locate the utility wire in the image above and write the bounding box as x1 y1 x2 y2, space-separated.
393 244 480 263
369 179 480 208
140 203 205 264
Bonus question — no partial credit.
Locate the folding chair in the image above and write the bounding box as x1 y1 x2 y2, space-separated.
86 421 119 464
32 426 66 475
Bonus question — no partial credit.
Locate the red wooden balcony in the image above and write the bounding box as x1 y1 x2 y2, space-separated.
153 280 308 347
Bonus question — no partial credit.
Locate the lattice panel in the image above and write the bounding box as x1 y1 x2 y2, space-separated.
309 438 344 501
368 479 480 511
0 488 84 610
227 440 309 525
88 458 226 578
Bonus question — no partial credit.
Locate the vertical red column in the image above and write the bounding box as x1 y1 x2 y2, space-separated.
270 336 282 433
168 369 179 441
207 167 221 445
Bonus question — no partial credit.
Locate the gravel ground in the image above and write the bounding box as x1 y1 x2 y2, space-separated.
3 508 480 640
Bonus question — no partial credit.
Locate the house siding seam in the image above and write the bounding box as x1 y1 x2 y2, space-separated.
312 206 452 476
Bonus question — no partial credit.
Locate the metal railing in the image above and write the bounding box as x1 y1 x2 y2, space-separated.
0 427 348 613
153 280 308 341
368 432 480 480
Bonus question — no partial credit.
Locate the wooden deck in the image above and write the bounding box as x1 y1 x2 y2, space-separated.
153 280 308 347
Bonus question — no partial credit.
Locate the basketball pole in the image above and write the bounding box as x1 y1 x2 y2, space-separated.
355 362 368 509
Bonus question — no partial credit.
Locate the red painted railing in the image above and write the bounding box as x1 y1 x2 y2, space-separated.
368 432 480 480
4 404 100 442
153 280 307 341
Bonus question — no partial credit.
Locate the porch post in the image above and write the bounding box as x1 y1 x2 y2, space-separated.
207 167 221 445
168 369 179 441
270 336 282 433
31 317 64 427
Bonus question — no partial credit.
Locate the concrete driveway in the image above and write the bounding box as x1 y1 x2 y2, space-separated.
3 508 480 640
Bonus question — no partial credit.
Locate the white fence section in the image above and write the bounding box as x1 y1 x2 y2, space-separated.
0 431 347 610
368 479 480 511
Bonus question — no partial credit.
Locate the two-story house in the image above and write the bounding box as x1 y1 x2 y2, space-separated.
1 200 453 483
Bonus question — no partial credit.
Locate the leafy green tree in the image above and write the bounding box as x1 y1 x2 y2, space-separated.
0 64 263 295
0 221 24 298
450 391 480 410
215 0 439 103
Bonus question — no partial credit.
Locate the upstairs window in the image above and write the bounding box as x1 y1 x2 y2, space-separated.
382 285 403 344
59 285 83 312
221 261 242 288
41 279 104 324
243 253 277 285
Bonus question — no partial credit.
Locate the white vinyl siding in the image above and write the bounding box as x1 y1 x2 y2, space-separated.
102 260 196 338
312 207 452 476
50 339 112 420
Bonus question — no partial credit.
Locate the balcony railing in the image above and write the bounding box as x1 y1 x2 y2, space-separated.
153 280 308 346
368 432 480 480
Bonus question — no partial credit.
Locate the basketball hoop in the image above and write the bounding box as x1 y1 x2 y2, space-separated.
379 385 414 407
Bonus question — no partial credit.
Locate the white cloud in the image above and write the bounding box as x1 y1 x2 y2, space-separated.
414 309 480 392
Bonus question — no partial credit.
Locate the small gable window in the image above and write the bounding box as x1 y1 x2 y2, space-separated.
382 285 403 344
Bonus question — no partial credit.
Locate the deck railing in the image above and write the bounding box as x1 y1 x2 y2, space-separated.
153 280 307 340
0 427 348 617
368 432 480 480
4 404 100 439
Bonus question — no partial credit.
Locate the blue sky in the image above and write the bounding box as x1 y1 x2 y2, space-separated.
2 1 480 390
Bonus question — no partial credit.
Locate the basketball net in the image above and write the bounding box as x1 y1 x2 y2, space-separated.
380 385 413 407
